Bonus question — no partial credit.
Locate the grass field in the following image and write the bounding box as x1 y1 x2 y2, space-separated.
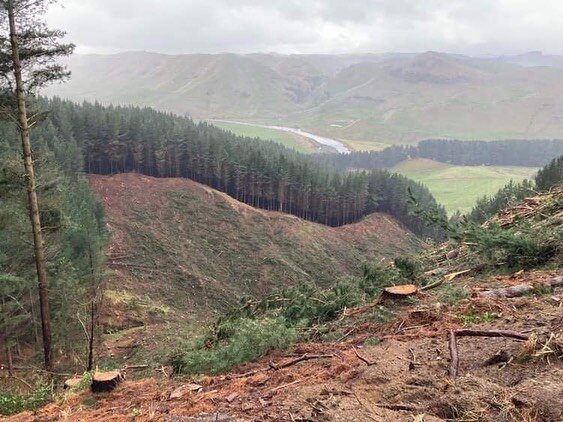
343 139 390 151
392 159 538 214
211 121 316 153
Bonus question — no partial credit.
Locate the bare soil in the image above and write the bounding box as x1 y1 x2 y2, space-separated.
9 270 562 422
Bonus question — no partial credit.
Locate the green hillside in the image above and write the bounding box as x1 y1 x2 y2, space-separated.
392 158 538 214
46 51 563 148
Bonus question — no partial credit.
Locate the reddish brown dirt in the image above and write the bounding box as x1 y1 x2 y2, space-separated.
10 271 562 422
88 173 421 331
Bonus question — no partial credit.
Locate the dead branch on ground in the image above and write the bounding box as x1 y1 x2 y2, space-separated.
448 328 530 378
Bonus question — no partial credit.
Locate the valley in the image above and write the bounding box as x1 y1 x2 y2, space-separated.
392 159 539 214
46 51 563 146
43 51 561 214
1 2 563 420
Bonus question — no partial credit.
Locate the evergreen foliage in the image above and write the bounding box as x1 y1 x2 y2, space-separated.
324 139 563 171
171 317 298 375
0 382 49 416
462 222 560 269
171 262 401 375
467 179 535 224
0 142 106 359
1 97 446 238
535 155 563 191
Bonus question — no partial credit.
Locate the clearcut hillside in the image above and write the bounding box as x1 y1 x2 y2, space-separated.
90 173 421 329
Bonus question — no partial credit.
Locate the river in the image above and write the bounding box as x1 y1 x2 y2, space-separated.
211 120 351 154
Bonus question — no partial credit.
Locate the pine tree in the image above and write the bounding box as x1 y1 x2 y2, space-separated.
0 0 74 369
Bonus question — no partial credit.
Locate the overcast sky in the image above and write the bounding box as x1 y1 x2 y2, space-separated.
46 0 563 56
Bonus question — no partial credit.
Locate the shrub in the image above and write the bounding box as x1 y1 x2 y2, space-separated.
239 280 366 326
458 311 498 326
464 222 560 269
360 263 399 297
171 317 297 375
0 382 50 416
172 263 401 375
438 284 470 305
394 256 421 280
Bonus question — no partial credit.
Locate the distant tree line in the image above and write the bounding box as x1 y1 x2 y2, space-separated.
0 97 446 238
323 139 563 170
467 155 563 223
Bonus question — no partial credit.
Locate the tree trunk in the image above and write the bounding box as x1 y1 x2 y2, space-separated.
87 300 95 371
7 1 52 370
6 344 14 376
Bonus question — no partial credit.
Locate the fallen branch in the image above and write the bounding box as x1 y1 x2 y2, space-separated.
419 278 444 292
3 366 73 377
374 403 420 411
448 328 530 378
226 369 260 379
454 329 529 341
448 330 459 378
123 364 149 370
443 270 471 282
267 376 310 394
352 391 379 421
229 354 332 379
269 354 333 370
341 299 382 318
155 365 170 378
353 346 375 366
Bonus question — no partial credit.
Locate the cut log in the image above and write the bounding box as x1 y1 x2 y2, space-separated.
63 377 82 390
479 283 534 298
479 276 562 299
383 284 417 298
91 371 124 393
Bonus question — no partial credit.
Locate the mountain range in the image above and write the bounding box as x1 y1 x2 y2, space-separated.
46 51 563 145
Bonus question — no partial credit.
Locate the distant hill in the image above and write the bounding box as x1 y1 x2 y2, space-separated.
91 173 421 329
46 51 563 145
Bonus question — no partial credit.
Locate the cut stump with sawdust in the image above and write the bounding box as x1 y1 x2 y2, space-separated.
63 377 82 389
91 371 125 393
383 284 418 298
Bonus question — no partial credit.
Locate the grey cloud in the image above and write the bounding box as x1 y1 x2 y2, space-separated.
46 0 563 55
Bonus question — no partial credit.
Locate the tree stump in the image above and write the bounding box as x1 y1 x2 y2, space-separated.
91 371 124 393
382 284 418 300
63 377 83 389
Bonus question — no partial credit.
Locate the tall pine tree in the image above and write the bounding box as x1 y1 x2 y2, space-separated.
0 0 74 369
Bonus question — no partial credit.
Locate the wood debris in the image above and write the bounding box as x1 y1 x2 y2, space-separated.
447 329 530 379
479 276 563 298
